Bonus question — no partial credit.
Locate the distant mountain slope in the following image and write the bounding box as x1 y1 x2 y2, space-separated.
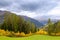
0 10 5 23
0 10 43 27
0 10 58 27
38 19 58 25
22 16 44 27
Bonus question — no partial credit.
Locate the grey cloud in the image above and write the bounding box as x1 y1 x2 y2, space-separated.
19 3 39 11
14 0 57 12
0 0 58 13
0 0 13 8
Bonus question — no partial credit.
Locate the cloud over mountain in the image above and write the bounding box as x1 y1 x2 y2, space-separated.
0 0 60 19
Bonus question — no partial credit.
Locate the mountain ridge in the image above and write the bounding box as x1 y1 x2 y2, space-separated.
0 10 44 27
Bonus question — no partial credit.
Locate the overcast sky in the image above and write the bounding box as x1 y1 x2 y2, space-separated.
0 0 60 20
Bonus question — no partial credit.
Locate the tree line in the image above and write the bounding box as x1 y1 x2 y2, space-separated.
0 12 38 34
45 18 60 35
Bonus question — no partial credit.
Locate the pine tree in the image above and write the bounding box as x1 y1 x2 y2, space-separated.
1 12 37 34
47 18 54 35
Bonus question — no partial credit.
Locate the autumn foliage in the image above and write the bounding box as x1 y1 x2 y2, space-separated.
36 29 48 35
0 29 32 37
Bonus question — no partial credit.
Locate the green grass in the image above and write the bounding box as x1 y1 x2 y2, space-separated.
0 35 60 40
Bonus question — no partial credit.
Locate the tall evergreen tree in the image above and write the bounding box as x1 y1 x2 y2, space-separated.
0 12 37 34
47 18 54 35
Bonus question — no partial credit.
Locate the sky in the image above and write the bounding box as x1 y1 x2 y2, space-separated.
0 0 60 20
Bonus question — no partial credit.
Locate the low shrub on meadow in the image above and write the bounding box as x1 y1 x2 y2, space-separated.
0 29 6 36
0 29 33 37
36 29 48 35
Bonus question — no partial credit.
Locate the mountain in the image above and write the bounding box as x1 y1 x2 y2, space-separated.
38 19 58 25
21 16 44 27
35 17 58 25
0 10 43 27
0 10 5 23
0 10 58 27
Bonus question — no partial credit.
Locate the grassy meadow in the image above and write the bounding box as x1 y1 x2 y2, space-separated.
0 11 60 40
0 35 60 40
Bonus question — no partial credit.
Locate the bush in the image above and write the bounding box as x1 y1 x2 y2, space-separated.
20 32 25 37
25 31 32 37
56 33 60 36
51 33 60 36
0 29 6 36
7 32 15 37
5 30 11 36
36 29 48 35
0 29 32 37
14 32 21 37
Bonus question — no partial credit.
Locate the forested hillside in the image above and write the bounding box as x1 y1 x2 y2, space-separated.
0 11 38 36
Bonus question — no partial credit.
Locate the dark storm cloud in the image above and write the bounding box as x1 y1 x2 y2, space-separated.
19 3 39 11
0 0 60 19
14 0 57 12
0 0 58 13
0 0 12 8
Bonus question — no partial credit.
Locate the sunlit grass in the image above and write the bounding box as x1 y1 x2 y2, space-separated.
0 35 60 40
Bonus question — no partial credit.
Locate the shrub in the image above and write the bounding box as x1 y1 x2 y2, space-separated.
5 30 11 36
56 33 60 36
14 32 20 37
36 29 48 35
0 29 32 37
25 31 32 37
0 29 6 36
6 31 15 37
20 32 25 37
47 32 60 36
